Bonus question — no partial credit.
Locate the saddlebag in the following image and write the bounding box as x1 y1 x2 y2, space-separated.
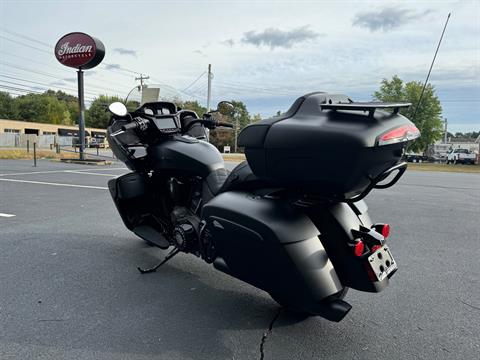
201 190 349 320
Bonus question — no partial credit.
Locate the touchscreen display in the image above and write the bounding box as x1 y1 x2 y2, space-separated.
153 117 177 130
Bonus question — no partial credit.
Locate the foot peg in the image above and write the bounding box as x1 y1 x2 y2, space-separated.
137 248 180 274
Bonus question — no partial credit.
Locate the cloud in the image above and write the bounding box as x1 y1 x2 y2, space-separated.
241 26 320 49
221 39 235 47
352 7 433 32
104 63 121 70
113 48 137 57
63 78 76 83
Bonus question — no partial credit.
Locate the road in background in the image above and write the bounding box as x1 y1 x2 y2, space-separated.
0 160 478 359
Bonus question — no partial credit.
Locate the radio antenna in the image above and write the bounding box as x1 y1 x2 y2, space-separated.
412 13 451 121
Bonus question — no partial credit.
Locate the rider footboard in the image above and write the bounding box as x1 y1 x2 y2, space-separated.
201 191 348 320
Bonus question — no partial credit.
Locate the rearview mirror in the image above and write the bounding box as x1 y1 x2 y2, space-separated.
217 101 235 116
108 102 128 117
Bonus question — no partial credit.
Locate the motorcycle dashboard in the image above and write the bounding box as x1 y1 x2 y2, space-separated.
152 115 180 134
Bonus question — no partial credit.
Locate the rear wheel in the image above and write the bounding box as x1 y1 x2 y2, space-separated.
269 287 349 316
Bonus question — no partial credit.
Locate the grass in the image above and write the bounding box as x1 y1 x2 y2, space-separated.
222 153 246 162
0 149 82 160
408 162 480 173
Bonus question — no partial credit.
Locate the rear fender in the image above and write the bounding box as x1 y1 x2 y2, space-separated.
308 200 390 292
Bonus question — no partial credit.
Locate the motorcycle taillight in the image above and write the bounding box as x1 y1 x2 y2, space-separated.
377 124 420 146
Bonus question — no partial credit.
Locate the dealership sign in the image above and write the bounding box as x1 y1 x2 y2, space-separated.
54 32 105 69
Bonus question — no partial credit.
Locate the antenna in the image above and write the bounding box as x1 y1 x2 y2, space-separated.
412 13 451 121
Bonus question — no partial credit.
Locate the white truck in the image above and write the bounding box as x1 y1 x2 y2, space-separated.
446 148 476 164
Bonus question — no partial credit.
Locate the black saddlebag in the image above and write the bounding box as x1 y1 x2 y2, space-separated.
201 191 348 320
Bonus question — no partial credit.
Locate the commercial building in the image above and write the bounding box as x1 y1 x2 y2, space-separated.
0 119 106 138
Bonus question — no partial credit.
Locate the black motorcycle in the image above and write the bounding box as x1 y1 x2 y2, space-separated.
106 92 420 322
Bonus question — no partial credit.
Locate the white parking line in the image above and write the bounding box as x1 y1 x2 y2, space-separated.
64 170 117 177
0 168 127 177
0 212 16 217
0 178 108 190
71 168 127 172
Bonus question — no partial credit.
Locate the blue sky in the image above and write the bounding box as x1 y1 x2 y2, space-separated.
0 0 479 133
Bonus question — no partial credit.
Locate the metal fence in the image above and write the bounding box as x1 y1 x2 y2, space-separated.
0 133 72 148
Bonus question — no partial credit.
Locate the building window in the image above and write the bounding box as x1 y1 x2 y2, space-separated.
43 131 56 135
4 129 20 133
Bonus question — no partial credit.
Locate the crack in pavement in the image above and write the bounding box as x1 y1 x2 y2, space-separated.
259 308 283 360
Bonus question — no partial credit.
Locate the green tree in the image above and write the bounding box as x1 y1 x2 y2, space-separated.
0 91 17 119
13 93 71 124
230 100 250 130
46 90 78 123
85 95 124 128
179 100 207 117
373 75 443 153
250 113 262 123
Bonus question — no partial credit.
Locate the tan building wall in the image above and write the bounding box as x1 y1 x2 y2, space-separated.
0 119 106 135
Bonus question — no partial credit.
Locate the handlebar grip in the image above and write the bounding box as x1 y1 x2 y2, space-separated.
121 122 138 132
217 122 234 128
121 117 149 132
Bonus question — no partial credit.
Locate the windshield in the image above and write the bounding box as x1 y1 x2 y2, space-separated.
125 83 183 111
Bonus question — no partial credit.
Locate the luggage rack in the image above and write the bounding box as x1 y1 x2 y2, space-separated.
321 102 411 117
308 162 408 204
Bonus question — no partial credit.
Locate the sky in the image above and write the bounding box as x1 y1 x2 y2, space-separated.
0 0 479 133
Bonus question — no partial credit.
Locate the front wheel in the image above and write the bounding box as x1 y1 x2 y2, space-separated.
269 287 349 316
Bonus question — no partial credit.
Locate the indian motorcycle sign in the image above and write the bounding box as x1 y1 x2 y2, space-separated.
54 32 105 69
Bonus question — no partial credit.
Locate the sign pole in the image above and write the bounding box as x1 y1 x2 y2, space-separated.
77 68 85 160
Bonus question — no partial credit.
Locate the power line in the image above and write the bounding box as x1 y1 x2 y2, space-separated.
0 75 98 98
0 62 125 95
182 71 206 92
0 35 52 55
0 26 53 48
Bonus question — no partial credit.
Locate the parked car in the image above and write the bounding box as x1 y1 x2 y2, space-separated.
89 137 109 148
405 153 429 163
446 149 476 164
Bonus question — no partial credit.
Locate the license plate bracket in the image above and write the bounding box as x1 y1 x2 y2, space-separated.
367 245 397 282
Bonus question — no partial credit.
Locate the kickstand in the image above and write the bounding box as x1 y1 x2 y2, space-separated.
137 248 180 274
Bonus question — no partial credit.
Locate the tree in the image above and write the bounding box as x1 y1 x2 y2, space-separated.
46 90 78 123
373 75 443 153
0 91 17 119
85 95 124 128
179 100 207 117
13 93 72 124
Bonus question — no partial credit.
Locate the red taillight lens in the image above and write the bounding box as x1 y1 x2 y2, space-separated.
377 124 420 146
381 224 390 238
373 223 390 239
353 240 365 257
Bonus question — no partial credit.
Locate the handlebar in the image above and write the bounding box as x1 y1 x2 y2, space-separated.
120 117 149 132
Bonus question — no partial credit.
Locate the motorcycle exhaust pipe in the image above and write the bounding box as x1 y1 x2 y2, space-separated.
318 298 352 322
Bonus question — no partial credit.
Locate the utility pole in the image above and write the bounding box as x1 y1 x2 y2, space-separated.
444 118 448 144
234 115 238 153
135 74 149 87
207 64 212 112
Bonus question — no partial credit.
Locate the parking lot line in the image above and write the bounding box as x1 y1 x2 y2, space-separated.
64 170 118 177
0 178 108 190
0 168 127 177
0 170 79 177
0 212 16 217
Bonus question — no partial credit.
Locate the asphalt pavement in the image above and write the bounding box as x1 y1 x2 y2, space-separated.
0 159 478 360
